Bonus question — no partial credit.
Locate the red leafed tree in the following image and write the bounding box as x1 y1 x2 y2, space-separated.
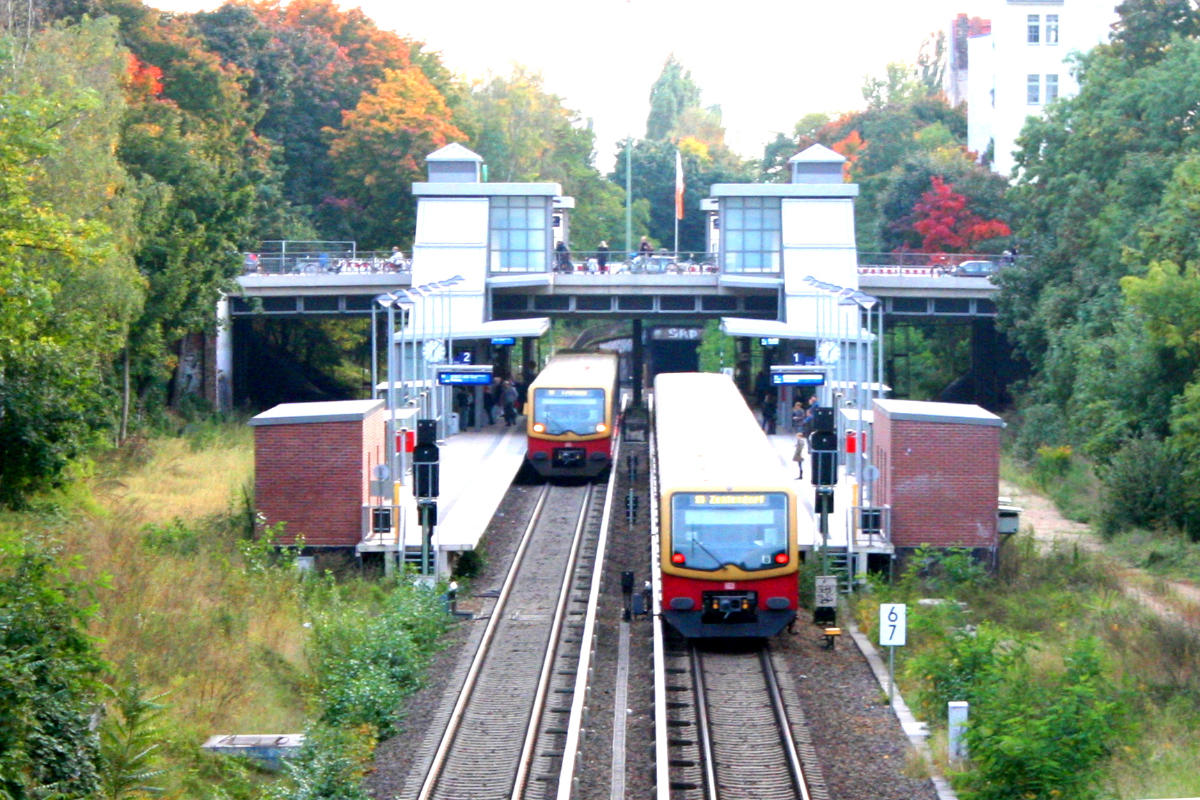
911 175 1010 252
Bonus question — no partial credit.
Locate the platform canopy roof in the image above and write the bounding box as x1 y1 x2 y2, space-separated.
396 317 549 342
719 317 874 342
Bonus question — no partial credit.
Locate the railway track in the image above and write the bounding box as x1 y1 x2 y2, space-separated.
660 637 826 800
406 476 613 800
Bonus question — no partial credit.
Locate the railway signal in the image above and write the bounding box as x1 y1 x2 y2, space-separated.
413 419 439 576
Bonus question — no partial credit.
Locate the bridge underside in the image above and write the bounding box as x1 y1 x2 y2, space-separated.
490 288 780 318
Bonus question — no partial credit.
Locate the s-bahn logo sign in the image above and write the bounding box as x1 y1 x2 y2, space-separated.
650 327 703 341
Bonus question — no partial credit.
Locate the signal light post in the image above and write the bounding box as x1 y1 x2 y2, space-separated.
810 406 839 621
413 419 439 578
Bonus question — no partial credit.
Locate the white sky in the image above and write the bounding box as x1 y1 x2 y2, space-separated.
147 0 968 170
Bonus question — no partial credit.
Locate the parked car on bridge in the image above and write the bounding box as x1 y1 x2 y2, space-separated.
951 260 998 278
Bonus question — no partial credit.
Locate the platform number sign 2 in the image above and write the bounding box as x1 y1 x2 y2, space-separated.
879 603 907 647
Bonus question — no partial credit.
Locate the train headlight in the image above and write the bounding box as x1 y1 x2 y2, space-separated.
595 422 607 433
532 422 546 433
774 551 789 565
671 552 686 565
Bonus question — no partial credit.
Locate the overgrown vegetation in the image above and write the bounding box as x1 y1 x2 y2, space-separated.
1 424 451 799
856 537 1200 798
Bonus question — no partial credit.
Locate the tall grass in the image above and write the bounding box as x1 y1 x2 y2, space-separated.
1001 448 1100 524
857 535 1200 797
26 426 310 796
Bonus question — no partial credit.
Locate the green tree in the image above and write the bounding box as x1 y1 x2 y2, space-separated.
98 681 167 800
610 137 750 255
462 69 634 253
0 536 106 798
645 54 700 141
0 19 142 503
999 0 1200 480
106 2 264 410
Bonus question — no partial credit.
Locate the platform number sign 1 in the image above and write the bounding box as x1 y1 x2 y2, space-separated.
879 603 907 646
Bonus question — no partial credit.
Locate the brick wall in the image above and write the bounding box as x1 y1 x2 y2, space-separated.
875 412 999 551
254 407 386 547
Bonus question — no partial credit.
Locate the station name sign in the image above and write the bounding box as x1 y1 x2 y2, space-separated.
650 327 703 341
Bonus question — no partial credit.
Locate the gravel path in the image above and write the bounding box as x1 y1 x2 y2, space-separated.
1001 480 1200 623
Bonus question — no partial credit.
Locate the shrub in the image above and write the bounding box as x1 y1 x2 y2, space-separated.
453 548 484 580
1098 435 1181 536
0 536 106 799
905 622 1026 722
957 638 1127 800
307 579 448 737
267 724 374 800
1032 444 1073 488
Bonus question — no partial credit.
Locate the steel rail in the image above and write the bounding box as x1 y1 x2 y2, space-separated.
649 393 674 800
554 414 624 800
415 483 552 800
761 648 812 800
690 646 721 800
511 483 595 799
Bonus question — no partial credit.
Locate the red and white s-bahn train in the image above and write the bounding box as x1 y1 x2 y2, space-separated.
655 371 802 638
525 351 620 479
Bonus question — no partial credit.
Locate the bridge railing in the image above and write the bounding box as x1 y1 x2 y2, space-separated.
549 250 720 275
243 248 410 275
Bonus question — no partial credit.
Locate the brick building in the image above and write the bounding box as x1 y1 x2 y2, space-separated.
872 399 1003 561
250 400 387 548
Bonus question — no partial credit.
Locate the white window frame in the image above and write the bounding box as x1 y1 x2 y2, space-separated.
1027 14 1041 44
1027 74 1041 105
721 197 782 274
1045 73 1059 103
1045 14 1059 45
488 196 550 273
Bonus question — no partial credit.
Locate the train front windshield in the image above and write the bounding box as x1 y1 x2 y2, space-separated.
533 388 606 435
670 493 789 571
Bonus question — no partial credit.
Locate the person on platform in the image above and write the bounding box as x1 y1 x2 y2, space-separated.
800 398 818 442
638 236 652 256
791 400 805 432
792 433 805 480
555 240 572 272
597 240 609 273
761 393 777 435
501 380 519 426
483 377 499 425
455 386 475 429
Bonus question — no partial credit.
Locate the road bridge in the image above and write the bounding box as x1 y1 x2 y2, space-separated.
218 142 1016 416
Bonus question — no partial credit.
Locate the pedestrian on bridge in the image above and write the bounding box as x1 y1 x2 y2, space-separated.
597 240 609 273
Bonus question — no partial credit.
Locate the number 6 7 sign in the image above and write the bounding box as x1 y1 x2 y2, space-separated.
879 603 907 646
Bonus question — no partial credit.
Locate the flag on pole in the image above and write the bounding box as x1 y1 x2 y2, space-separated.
675 149 684 220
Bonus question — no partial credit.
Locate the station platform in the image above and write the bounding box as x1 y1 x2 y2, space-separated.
766 431 879 553
359 419 527 577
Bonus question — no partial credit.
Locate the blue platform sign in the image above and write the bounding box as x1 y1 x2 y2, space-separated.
436 364 494 386
771 371 825 386
437 371 492 386
491 337 515 346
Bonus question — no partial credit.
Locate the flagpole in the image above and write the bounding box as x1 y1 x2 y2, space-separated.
674 148 682 256
625 138 632 257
